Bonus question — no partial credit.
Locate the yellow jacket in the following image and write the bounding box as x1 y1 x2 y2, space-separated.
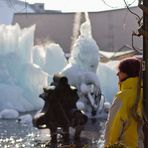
104 77 143 148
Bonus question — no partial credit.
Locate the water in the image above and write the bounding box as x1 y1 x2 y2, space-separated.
0 113 105 148
0 118 39 147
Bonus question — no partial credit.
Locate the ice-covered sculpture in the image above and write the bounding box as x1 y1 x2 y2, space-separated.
33 43 67 83
0 17 118 119
0 24 48 115
0 23 69 118
60 13 102 117
44 43 67 76
61 13 99 85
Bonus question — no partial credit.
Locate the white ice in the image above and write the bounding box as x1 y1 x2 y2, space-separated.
0 24 67 119
0 14 118 120
60 13 118 117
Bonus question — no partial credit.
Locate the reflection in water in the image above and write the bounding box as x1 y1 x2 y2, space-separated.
0 117 105 147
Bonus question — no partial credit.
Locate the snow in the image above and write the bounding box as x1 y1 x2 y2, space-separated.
0 13 119 120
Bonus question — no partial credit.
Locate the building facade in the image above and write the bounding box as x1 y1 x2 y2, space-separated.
13 6 142 53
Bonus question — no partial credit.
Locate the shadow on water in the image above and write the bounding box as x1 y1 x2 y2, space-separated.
0 112 106 148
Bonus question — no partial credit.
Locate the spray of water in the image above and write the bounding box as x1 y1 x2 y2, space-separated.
80 12 92 38
70 12 82 51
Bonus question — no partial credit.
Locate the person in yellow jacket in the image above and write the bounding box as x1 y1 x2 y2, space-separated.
104 57 143 148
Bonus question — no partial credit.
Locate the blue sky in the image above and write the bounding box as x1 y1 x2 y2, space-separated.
20 0 138 12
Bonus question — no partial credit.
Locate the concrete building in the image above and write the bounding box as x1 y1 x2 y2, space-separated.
0 0 48 24
12 6 143 53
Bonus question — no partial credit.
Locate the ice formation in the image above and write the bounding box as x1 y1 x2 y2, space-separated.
0 15 118 119
60 13 118 117
0 24 67 118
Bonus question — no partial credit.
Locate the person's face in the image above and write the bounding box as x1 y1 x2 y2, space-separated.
116 71 128 82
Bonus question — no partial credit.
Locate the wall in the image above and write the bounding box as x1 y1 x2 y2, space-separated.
12 7 142 53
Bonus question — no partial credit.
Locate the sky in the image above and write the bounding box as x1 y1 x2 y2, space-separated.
20 0 138 12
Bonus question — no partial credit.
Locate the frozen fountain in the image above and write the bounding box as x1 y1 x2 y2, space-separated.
0 12 119 148
0 13 118 120
0 23 67 118
60 12 118 118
